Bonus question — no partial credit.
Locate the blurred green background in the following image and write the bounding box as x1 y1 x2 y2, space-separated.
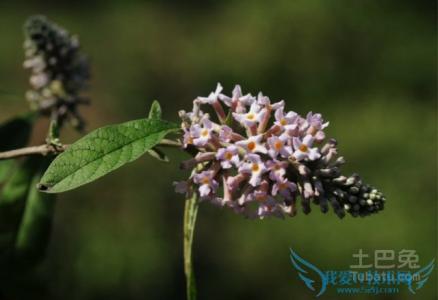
0 0 436 299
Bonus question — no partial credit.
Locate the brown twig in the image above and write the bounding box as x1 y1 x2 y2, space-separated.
0 144 68 160
0 139 182 161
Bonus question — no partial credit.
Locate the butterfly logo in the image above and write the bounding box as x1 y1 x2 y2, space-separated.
407 259 435 294
289 249 328 297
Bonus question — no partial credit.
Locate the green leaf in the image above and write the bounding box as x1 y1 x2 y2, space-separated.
0 160 14 184
0 114 34 184
0 157 42 260
15 168 56 266
147 101 173 162
148 100 162 119
0 157 55 270
39 118 179 193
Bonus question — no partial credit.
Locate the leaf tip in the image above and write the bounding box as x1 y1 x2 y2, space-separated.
148 100 162 119
36 182 51 193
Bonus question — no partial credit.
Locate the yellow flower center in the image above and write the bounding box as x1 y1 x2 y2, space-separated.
251 163 260 172
201 129 209 137
247 141 256 152
225 152 233 160
274 140 283 150
246 113 255 120
201 177 210 185
280 118 287 126
299 144 308 152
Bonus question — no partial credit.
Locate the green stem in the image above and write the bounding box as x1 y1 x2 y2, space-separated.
183 192 199 300
46 114 61 146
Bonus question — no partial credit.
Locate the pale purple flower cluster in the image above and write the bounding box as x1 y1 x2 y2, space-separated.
175 84 385 219
23 15 90 130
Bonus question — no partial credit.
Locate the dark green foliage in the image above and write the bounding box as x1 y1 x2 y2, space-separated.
0 115 34 184
0 157 45 266
15 166 56 266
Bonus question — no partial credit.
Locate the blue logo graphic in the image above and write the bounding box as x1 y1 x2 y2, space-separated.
289 249 435 296
407 259 435 294
290 249 328 297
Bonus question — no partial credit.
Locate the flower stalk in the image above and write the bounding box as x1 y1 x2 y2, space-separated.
183 192 199 300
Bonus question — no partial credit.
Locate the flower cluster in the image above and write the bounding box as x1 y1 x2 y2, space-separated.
23 15 90 130
175 84 385 219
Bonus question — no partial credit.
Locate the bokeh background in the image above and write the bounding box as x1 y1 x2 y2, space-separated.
0 0 436 299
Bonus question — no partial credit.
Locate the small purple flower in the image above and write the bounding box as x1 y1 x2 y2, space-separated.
239 154 268 186
267 135 292 158
280 123 300 139
304 112 329 141
218 125 233 142
272 178 297 199
184 100 205 123
292 135 321 161
274 107 298 128
193 170 219 197
248 180 270 202
266 159 288 181
257 197 282 219
191 119 215 147
305 112 329 130
235 134 267 154
197 83 223 105
256 92 284 110
197 83 227 121
216 145 240 169
232 102 266 127
219 85 255 113
182 129 193 148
